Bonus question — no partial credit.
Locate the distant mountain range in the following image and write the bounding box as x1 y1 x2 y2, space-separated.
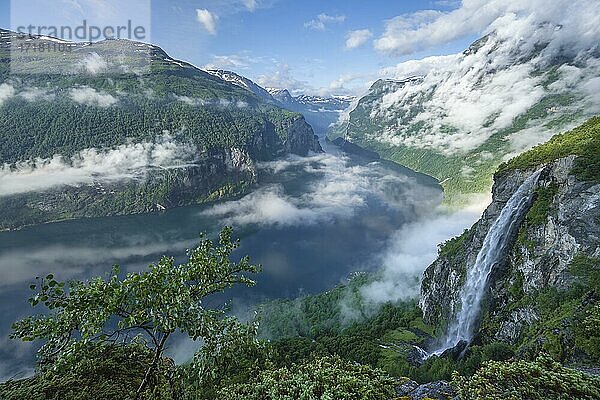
330 25 600 203
205 69 355 136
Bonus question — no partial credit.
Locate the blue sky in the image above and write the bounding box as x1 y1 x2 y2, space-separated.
0 0 480 95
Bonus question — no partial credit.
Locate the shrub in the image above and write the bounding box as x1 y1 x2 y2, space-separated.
218 356 397 400
452 354 600 400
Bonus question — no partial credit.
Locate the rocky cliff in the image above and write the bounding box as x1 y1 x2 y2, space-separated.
420 117 600 364
0 116 322 231
328 17 600 202
0 28 322 230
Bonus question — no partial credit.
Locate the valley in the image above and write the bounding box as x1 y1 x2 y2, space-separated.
0 1 599 399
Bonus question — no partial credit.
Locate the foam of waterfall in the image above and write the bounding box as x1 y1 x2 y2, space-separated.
431 169 544 355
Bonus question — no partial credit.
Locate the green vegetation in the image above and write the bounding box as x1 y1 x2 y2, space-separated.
258 273 376 338
2 231 598 399
498 116 600 181
329 81 587 204
453 354 600 400
437 228 473 258
9 227 260 399
0 35 316 230
0 232 402 400
0 344 170 400
0 90 301 165
259 277 522 384
521 183 559 228
479 251 600 364
218 356 396 400
0 36 308 165
0 168 253 232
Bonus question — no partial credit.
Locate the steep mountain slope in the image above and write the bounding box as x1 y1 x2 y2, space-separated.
0 29 321 230
330 18 600 203
205 69 277 104
421 117 600 365
268 88 355 136
200 70 354 137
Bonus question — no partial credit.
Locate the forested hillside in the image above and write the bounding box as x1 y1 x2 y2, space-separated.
329 24 600 204
0 29 321 229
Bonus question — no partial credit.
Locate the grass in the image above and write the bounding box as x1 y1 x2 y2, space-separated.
525 183 559 226
498 116 600 181
437 228 473 258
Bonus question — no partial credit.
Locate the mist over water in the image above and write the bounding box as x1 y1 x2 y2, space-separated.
0 141 447 378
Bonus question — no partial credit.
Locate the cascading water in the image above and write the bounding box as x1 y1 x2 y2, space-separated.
431 169 544 355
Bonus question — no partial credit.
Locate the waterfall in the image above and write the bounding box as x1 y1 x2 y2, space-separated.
432 169 543 355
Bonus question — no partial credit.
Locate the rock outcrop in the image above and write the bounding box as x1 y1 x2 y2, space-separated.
395 379 457 400
420 141 600 362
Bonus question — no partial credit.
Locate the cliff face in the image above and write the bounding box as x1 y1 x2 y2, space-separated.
282 117 323 156
0 119 322 231
420 152 600 361
327 22 600 203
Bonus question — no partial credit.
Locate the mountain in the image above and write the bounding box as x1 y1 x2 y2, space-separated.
421 117 600 365
0 29 322 230
267 88 296 105
201 71 355 137
268 88 355 136
205 69 277 104
330 23 600 203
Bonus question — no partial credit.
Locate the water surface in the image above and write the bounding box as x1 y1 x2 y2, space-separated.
0 142 442 377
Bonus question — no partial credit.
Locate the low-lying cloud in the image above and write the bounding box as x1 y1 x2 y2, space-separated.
367 1 600 156
358 202 486 307
18 87 55 102
0 135 198 197
79 52 109 74
202 151 442 227
0 83 15 106
175 95 248 108
0 238 199 289
69 87 118 107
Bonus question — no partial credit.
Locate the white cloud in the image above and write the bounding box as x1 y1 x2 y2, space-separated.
0 135 198 197
78 52 109 74
201 151 442 227
69 87 118 107
203 54 254 70
364 2 600 155
174 95 247 108
18 87 55 102
196 8 218 35
374 0 600 56
316 73 368 97
360 201 487 304
304 13 346 31
345 29 373 50
256 63 309 93
0 83 15 106
0 238 198 288
243 0 257 11
175 95 207 107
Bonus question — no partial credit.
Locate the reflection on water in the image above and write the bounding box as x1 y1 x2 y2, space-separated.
0 144 442 378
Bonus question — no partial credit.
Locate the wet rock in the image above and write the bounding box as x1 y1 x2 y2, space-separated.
439 340 469 361
395 379 458 400
420 156 600 348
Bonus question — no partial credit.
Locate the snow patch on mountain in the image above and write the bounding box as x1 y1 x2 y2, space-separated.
206 69 275 103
